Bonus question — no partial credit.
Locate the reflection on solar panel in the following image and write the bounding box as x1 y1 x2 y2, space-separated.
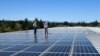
0 28 99 56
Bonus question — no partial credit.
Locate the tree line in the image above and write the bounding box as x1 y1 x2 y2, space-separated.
0 18 100 32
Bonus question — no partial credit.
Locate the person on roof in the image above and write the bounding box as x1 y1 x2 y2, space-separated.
33 20 37 35
44 21 48 35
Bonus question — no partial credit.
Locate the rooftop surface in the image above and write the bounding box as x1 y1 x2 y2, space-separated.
0 27 100 56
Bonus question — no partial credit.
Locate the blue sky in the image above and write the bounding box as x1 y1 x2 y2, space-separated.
0 0 100 22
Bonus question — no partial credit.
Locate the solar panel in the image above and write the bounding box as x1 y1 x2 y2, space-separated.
14 53 40 56
0 45 12 50
48 46 71 52
24 45 50 52
0 52 15 56
3 45 30 51
0 28 99 56
73 32 100 56
73 54 100 56
43 53 69 56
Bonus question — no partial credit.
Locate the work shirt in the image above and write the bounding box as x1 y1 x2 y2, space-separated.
33 21 37 27
44 21 48 28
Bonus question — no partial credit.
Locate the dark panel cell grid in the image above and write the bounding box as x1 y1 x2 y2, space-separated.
74 33 99 54
0 45 12 50
73 54 100 56
0 52 15 56
14 52 40 56
48 46 71 52
43 53 69 56
24 45 49 52
3 45 29 51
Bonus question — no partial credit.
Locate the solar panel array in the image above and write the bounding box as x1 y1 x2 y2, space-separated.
0 29 99 56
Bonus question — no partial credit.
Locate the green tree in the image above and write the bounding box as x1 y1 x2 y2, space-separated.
90 20 98 27
15 23 22 30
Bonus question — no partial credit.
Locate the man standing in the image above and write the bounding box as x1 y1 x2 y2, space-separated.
44 21 48 35
33 21 37 35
